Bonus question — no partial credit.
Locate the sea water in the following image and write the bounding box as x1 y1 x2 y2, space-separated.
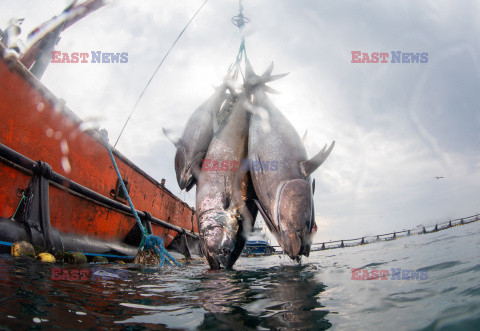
0 221 479 330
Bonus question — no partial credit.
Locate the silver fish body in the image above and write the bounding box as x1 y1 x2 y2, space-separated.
246 63 334 260
196 92 257 269
164 85 232 191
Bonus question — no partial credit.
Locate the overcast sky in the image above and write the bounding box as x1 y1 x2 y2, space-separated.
2 0 479 243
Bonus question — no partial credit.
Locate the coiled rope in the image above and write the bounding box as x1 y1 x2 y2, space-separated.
103 131 181 267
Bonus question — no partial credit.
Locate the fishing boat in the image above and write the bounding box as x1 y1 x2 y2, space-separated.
0 6 200 260
243 225 276 257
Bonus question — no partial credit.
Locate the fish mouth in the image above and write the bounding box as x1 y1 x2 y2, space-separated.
185 179 195 192
199 210 241 270
281 232 312 259
181 156 200 192
274 179 313 260
175 146 187 189
281 232 302 259
204 233 237 269
178 150 204 191
216 244 236 269
181 175 195 192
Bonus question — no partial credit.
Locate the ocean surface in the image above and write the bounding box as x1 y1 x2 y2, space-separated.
0 221 479 330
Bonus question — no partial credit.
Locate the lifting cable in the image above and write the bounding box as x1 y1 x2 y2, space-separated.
229 0 250 81
114 0 209 147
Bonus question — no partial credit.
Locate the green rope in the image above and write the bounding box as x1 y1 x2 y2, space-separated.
102 131 181 267
11 193 26 221
229 0 249 80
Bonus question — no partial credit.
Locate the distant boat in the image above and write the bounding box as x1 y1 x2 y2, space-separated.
242 226 275 257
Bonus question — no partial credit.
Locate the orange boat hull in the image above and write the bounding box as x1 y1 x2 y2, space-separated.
0 43 198 255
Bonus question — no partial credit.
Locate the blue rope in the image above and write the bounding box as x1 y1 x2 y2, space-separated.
102 131 181 267
11 193 26 221
78 252 135 259
229 0 249 80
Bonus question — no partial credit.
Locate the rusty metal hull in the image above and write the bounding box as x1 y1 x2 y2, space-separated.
0 43 199 257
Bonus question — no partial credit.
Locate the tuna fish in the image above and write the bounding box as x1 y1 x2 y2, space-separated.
163 83 235 191
245 61 334 260
195 90 257 269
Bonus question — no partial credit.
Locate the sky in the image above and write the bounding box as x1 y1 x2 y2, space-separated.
1 0 479 243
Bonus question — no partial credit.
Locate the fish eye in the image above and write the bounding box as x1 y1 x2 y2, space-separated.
222 248 231 256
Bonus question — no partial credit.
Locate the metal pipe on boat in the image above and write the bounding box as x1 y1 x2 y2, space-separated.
0 143 198 238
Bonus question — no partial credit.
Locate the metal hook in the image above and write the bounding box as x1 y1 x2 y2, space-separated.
231 13 250 28
231 0 250 29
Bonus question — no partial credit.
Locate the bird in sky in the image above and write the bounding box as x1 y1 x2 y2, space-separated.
434 176 444 180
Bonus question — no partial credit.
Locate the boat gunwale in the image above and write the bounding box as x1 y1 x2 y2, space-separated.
0 41 194 213
0 142 198 238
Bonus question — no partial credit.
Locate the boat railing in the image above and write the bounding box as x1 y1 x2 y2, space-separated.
0 142 198 239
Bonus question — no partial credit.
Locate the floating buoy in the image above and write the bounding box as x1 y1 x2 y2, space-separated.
64 252 87 264
37 252 56 263
11 241 35 258
92 256 108 263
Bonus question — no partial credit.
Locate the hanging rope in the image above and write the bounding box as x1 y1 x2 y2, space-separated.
228 0 250 80
114 0 209 147
102 130 181 267
10 193 26 221
231 0 250 29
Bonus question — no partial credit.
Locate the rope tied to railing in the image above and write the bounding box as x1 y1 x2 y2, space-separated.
102 130 181 267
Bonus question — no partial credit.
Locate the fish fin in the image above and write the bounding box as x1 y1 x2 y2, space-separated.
222 194 231 210
240 203 257 234
312 178 316 195
260 62 289 83
261 62 274 81
303 245 311 257
190 152 206 180
162 127 181 147
301 130 308 144
267 72 289 82
300 141 335 177
246 155 258 186
245 59 256 79
254 199 279 236
259 157 265 174
251 153 265 175
213 115 219 133
221 176 232 210
263 85 281 94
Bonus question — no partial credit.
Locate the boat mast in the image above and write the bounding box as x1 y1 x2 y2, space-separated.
3 0 107 79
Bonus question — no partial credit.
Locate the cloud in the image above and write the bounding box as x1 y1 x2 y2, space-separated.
2 0 479 242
